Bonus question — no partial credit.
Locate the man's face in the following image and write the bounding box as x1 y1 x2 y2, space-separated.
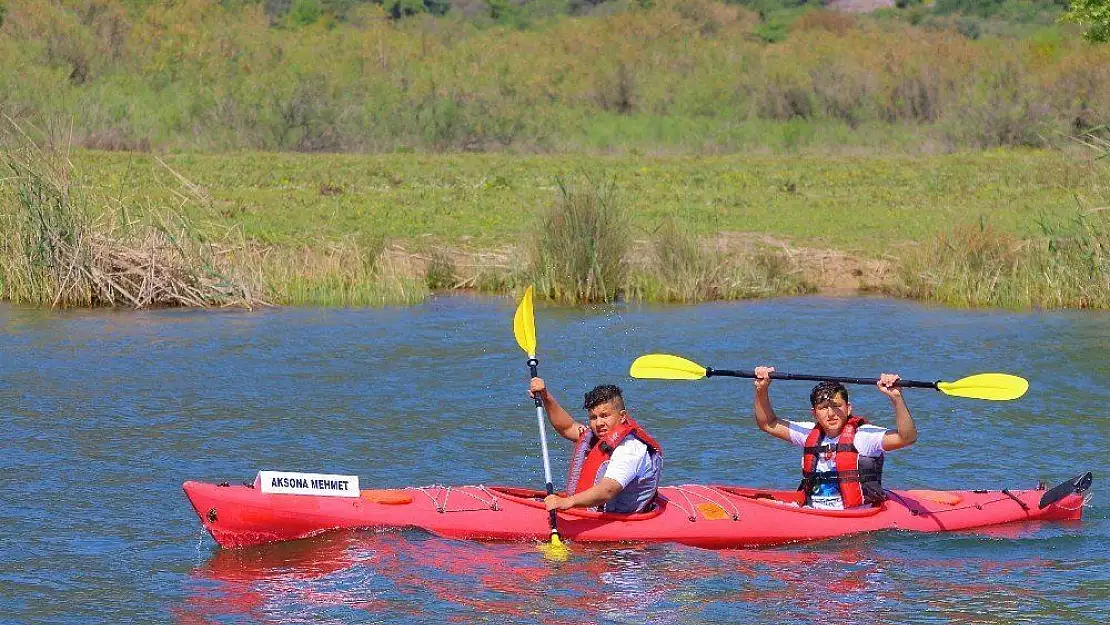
587 399 626 437
811 393 851 437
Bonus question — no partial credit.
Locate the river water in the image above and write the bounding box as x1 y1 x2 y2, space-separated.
1 296 1107 624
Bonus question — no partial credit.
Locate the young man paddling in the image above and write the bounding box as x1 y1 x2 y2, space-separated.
752 366 919 509
529 378 663 514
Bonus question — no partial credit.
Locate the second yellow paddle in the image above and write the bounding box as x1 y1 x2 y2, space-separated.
629 353 1029 401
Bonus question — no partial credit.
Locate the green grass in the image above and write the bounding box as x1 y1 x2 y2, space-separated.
0 128 261 309
69 148 1097 259
893 211 1110 308
530 174 631 304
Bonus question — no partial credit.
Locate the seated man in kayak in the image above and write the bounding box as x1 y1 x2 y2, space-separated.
752 366 918 509
529 378 663 514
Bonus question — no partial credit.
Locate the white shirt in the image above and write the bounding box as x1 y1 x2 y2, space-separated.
787 420 887 510
601 437 653 488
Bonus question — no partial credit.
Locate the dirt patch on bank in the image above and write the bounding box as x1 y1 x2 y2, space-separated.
383 231 898 296
708 232 897 295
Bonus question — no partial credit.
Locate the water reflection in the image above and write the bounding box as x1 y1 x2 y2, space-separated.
181 533 727 624
178 534 914 625
175 524 1106 625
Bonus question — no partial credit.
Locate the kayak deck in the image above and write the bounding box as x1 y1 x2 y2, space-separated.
183 473 1091 550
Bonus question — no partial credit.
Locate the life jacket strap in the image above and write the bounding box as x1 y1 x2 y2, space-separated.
801 469 882 484
802 443 858 455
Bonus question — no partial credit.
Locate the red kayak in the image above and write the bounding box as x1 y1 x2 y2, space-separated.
183 472 1091 550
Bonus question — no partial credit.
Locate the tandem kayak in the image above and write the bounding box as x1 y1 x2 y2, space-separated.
183 472 1092 550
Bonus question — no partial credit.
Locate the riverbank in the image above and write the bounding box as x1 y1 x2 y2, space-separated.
2 146 1106 309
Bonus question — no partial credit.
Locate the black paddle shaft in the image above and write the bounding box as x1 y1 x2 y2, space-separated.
706 368 940 390
528 358 543 408
547 489 559 533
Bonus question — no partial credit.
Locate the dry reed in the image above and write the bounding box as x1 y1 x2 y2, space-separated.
0 119 262 309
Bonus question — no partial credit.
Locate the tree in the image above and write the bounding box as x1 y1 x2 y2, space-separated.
1061 0 1110 43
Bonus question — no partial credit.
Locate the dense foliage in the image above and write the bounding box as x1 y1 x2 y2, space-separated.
1061 0 1110 42
0 0 1105 154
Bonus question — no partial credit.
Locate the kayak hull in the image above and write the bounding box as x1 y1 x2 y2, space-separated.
183 476 1090 550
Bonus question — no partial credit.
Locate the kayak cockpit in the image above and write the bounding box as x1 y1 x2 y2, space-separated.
713 485 886 517
488 486 668 521
491 485 886 520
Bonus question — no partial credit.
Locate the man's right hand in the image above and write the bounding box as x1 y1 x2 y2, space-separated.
529 377 549 401
753 366 775 392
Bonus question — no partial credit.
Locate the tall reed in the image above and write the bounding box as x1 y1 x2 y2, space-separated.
530 174 630 304
0 120 261 308
636 216 718 303
628 220 812 302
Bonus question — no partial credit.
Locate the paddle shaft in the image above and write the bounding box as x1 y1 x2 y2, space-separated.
706 368 940 390
529 358 561 537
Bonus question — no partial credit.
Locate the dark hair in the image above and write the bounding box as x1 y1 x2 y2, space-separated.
810 381 849 407
584 384 625 411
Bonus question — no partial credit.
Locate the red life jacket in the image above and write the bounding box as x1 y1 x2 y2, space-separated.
800 415 885 507
565 417 663 496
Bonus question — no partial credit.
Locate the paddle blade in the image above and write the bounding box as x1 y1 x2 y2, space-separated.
513 286 537 358
936 373 1028 401
1038 471 1093 510
629 354 708 380
539 534 570 561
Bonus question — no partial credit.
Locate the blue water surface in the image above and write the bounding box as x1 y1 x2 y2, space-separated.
1 295 1106 624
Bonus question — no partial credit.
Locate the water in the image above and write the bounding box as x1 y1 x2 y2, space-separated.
1 296 1107 624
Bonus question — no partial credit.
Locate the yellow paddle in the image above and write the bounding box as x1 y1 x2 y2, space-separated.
629 354 1029 401
513 286 570 561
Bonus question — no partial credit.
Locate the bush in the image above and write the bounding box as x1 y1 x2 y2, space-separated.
530 174 630 303
425 249 458 289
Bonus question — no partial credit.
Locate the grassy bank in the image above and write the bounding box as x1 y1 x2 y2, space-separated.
0 126 262 308
0 125 425 308
66 149 1094 256
3 145 1105 308
3 1 1106 308
893 132 1109 308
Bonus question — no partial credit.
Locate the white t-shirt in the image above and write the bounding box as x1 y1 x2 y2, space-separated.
601 437 654 488
787 420 887 510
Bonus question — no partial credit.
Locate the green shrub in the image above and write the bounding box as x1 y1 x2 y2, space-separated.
1061 0 1110 43
531 174 630 303
425 249 458 289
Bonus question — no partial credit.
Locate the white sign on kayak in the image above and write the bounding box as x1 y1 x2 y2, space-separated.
256 470 360 497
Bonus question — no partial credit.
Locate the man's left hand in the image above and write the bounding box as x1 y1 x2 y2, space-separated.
877 373 903 400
